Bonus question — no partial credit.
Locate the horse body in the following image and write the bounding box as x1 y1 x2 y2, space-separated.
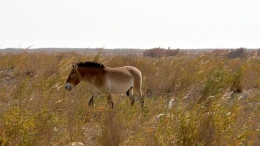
105 66 141 94
65 62 143 108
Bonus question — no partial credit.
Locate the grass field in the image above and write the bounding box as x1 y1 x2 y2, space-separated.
0 49 259 146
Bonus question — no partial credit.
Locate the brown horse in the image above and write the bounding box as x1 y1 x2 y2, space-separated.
65 61 144 108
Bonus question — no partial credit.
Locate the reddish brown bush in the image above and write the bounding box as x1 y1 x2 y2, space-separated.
226 48 247 59
143 48 179 57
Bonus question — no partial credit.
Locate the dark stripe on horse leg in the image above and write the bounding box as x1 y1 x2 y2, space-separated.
88 95 94 106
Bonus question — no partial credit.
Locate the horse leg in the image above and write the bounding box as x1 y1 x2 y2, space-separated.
140 95 144 107
88 90 100 106
106 94 114 108
134 87 144 107
127 87 135 105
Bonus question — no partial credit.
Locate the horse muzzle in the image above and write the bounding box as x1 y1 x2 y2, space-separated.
65 83 73 91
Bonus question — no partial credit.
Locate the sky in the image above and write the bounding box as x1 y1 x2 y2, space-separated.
0 0 260 49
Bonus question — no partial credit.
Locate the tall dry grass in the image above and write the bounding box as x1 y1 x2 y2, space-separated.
0 49 259 145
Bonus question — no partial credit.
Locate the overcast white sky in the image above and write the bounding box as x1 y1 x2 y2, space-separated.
0 0 259 49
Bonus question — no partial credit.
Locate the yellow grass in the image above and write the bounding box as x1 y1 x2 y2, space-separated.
0 50 259 145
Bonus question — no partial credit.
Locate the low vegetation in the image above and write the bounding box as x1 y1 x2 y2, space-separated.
0 49 259 145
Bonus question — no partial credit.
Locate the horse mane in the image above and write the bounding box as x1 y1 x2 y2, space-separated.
77 61 105 68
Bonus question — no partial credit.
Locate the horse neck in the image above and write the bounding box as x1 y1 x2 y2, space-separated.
78 67 103 82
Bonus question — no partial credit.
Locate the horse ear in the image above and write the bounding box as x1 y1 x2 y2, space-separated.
72 63 78 69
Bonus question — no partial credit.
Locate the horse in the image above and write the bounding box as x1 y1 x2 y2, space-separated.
65 61 144 108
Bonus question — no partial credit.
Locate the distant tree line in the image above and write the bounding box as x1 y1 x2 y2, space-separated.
143 47 260 58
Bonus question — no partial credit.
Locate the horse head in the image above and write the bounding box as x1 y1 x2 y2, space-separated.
65 63 82 91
